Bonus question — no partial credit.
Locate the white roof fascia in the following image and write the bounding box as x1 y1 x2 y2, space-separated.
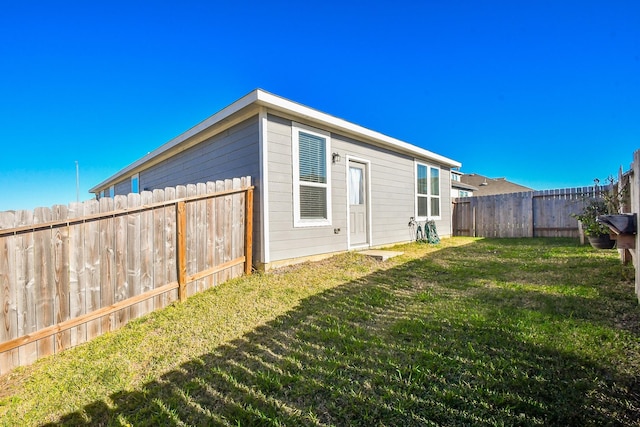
90 89 460 193
252 90 461 168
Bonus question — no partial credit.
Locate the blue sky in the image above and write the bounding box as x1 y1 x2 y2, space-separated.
1 1 638 211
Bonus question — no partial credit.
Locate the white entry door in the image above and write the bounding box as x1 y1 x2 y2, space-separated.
349 161 368 246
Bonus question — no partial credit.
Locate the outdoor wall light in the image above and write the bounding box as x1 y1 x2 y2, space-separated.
332 152 341 164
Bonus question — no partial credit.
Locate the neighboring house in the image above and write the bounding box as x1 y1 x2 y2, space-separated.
460 173 532 196
451 170 477 198
90 89 461 270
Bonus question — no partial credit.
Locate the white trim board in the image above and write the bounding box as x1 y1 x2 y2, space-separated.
259 107 270 264
346 155 372 249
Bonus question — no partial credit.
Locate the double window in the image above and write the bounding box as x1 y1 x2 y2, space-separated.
292 123 331 227
416 162 441 219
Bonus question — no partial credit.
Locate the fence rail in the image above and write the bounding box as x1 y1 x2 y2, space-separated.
453 186 599 238
0 176 253 375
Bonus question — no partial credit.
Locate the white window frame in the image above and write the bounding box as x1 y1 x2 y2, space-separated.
415 161 441 220
292 122 332 227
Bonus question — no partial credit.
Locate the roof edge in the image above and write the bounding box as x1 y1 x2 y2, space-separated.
90 89 461 193
253 90 461 168
89 89 263 193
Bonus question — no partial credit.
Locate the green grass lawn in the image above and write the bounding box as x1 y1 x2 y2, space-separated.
1 237 639 426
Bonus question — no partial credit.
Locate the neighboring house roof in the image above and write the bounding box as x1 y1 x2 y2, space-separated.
452 180 478 192
90 89 461 193
460 173 532 196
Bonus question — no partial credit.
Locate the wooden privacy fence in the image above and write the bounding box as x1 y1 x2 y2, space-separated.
627 150 640 301
453 187 599 238
0 177 253 375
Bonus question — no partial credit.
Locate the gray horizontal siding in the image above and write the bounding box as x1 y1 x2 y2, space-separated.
266 115 347 261
266 113 454 263
139 117 260 190
334 135 416 246
114 180 130 195
109 115 264 264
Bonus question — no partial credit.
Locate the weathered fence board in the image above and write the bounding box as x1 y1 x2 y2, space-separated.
224 179 234 283
68 202 86 348
0 211 17 372
51 205 69 353
196 183 207 294
114 195 129 331
453 186 598 238
152 189 166 310
205 181 216 291
99 197 115 334
16 209 37 366
215 180 226 286
164 186 178 306
127 193 142 321
35 207 55 359
0 177 253 375
140 191 154 317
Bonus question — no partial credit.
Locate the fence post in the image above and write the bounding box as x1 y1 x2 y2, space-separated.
176 201 187 302
245 187 253 275
472 204 477 237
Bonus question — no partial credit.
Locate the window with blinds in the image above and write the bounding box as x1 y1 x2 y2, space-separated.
299 132 326 184
416 162 441 219
292 123 331 226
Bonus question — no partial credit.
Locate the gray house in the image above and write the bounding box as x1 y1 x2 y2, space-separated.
90 89 461 270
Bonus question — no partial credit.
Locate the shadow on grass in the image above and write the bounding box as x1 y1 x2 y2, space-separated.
45 239 639 426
